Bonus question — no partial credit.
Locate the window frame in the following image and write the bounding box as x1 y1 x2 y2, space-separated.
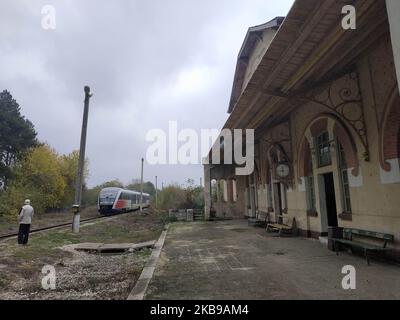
337 141 352 214
316 131 332 167
305 175 317 215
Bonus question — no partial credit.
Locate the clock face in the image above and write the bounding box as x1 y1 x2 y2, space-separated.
276 163 290 178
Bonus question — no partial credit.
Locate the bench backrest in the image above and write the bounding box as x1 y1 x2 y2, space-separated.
343 228 394 244
278 215 296 228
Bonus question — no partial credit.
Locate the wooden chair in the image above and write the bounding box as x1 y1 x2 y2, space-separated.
248 210 269 228
266 215 297 237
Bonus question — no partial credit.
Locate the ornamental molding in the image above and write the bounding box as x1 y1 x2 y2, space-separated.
299 72 369 160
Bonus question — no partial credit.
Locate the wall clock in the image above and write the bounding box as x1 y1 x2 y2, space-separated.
276 163 290 178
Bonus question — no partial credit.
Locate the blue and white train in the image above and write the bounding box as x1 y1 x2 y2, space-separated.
98 187 150 215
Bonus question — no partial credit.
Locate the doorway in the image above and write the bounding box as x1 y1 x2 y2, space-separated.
273 183 282 223
322 173 338 228
249 185 256 218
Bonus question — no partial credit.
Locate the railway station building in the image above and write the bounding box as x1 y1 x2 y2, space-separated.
203 0 400 254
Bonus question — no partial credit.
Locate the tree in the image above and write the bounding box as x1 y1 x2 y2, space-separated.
158 184 186 210
98 179 124 189
81 180 124 207
0 90 37 189
183 178 204 209
0 145 66 216
157 180 204 210
82 186 100 207
59 150 88 207
126 180 156 197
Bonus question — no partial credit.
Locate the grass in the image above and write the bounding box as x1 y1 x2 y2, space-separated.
0 206 100 236
6 210 166 258
0 209 168 298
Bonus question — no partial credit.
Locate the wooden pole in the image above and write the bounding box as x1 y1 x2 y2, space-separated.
155 175 158 209
140 158 144 211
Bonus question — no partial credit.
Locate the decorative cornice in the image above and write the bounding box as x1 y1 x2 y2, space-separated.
300 72 369 160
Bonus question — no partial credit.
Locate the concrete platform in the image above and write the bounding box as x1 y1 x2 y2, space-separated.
145 220 400 300
128 227 169 300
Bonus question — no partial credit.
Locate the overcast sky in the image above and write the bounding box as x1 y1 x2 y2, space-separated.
0 0 294 188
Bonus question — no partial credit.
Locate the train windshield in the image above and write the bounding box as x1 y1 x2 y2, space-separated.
99 189 119 204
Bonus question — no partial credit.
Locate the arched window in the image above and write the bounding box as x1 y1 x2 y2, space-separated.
232 179 237 202
211 179 218 203
298 115 359 218
316 131 331 167
221 180 228 202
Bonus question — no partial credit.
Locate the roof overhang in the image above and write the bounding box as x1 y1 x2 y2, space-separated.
224 0 389 131
227 17 285 113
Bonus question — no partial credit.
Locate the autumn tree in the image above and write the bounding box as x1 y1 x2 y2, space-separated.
59 150 89 207
0 90 37 189
0 145 66 216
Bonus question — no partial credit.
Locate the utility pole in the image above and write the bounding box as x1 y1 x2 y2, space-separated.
155 175 158 209
200 177 203 187
140 158 144 211
72 86 93 233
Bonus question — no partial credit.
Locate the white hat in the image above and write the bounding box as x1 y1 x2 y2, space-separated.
24 199 31 205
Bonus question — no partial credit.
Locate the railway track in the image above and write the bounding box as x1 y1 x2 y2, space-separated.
0 212 132 241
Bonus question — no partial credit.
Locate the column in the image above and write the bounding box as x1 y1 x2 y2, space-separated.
280 183 288 214
387 0 400 91
203 164 211 221
248 175 256 218
227 179 234 203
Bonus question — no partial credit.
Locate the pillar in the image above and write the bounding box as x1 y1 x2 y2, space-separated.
387 0 400 91
248 175 256 218
227 179 234 203
203 164 211 221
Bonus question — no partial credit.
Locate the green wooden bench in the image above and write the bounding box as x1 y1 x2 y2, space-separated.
332 228 394 265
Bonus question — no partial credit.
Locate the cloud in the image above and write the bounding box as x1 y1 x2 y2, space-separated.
0 0 294 187
165 65 217 99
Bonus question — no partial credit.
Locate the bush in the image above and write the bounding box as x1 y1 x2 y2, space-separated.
158 179 204 210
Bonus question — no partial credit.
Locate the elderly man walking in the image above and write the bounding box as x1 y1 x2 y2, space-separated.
18 199 34 245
